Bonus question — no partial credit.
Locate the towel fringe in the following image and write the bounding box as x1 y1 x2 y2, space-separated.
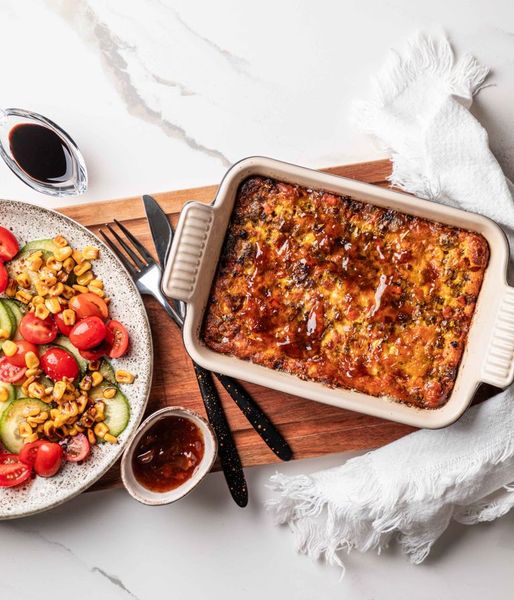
267 433 514 568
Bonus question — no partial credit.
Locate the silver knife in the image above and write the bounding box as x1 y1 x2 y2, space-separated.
142 194 293 462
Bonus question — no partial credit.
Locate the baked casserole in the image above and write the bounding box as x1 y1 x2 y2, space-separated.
202 176 489 409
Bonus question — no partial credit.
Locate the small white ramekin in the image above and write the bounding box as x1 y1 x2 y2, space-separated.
121 406 217 505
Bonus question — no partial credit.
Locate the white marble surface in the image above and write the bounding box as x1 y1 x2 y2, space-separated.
1 1 514 598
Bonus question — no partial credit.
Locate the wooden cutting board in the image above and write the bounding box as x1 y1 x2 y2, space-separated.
60 158 417 491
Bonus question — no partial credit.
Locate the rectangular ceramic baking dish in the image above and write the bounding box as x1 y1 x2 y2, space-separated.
162 157 514 429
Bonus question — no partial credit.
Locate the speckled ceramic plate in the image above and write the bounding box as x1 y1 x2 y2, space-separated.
0 200 153 519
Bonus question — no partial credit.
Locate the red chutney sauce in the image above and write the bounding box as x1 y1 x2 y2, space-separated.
132 416 205 492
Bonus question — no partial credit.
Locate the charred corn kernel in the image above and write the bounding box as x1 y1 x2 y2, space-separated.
102 387 117 399
21 376 36 394
27 382 45 399
46 255 63 272
27 411 48 426
88 285 105 298
35 303 50 320
53 235 68 248
43 421 56 437
62 257 75 273
52 381 66 402
72 249 83 264
87 428 97 445
39 273 57 286
77 394 88 412
24 432 39 443
94 404 105 422
62 309 76 326
115 370 135 384
45 298 62 314
57 270 69 283
25 351 39 369
74 423 85 433
6 279 17 297
65 402 79 419
35 283 50 297
19 422 33 437
28 253 43 271
50 408 60 420
79 375 92 391
23 402 42 417
40 394 53 404
76 271 94 286
25 368 41 378
48 282 64 297
91 371 104 387
2 340 17 357
0 387 9 402
16 272 31 289
0 329 9 340
73 284 89 294
103 433 118 444
73 261 92 277
89 278 104 289
82 246 99 260
53 246 73 261
88 360 100 371
16 290 32 304
44 386 53 395
69 425 81 436
94 422 109 438
62 285 75 299
32 295 45 305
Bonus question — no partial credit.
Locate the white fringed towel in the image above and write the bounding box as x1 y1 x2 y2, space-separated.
267 32 514 567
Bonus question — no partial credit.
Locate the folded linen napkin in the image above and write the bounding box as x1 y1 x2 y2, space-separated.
267 32 514 568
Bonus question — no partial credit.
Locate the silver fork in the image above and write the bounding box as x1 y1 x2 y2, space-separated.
100 220 248 507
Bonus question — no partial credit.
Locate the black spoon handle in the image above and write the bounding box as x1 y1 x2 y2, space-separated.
192 363 248 507
214 373 293 462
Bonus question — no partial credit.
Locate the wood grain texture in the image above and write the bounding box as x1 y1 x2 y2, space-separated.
59 158 418 492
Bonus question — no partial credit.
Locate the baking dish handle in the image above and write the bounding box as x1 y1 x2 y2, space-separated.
162 201 215 303
481 284 514 388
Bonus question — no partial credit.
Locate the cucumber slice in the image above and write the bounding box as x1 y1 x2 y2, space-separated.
0 383 16 420
0 398 48 453
89 383 130 437
0 300 15 339
99 359 115 383
1 300 25 339
54 336 88 376
17 239 58 258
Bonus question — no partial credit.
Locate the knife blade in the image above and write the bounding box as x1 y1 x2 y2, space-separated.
143 194 174 268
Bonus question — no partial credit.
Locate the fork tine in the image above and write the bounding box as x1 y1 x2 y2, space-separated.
113 219 154 263
100 229 138 275
106 223 146 270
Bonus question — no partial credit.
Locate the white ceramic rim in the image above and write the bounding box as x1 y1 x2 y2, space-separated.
163 156 514 429
120 406 218 505
0 199 152 519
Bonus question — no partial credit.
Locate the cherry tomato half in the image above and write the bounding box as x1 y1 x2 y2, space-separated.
0 454 32 487
69 316 106 350
79 326 114 361
0 357 26 383
19 313 58 345
19 440 63 477
41 347 79 381
63 433 90 463
69 293 109 320
55 312 73 337
107 320 129 358
0 263 7 294
0 227 19 261
5 340 38 368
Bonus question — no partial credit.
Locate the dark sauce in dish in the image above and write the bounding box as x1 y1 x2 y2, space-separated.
9 123 73 184
132 416 205 493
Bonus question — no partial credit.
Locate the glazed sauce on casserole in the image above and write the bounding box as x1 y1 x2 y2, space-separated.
202 177 489 409
132 416 205 492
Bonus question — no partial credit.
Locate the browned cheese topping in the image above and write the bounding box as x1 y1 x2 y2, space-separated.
203 177 489 408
